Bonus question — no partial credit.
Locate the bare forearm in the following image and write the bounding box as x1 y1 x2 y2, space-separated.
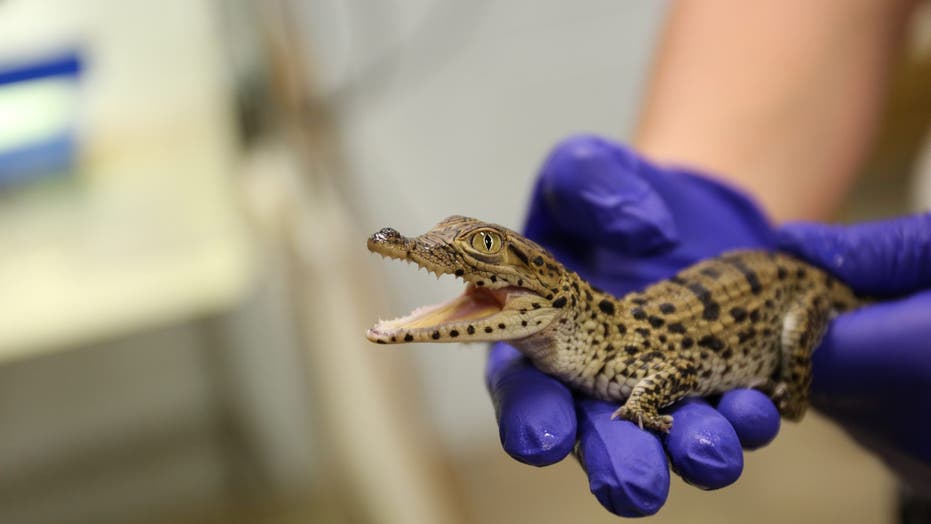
635 0 916 221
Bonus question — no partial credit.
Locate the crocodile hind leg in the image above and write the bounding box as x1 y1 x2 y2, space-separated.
769 292 832 420
611 357 698 433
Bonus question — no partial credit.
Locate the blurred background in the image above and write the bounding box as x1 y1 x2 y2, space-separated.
0 1 929 523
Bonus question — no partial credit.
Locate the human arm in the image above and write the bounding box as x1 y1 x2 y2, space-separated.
635 0 918 222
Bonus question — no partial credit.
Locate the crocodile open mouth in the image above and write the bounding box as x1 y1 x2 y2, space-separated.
367 284 535 343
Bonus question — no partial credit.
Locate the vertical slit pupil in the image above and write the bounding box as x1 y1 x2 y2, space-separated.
484 234 493 250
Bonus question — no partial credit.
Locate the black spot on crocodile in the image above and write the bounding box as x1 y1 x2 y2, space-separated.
476 280 484 287
490 275 497 283
796 268 807 279
467 325 475 335
455 269 464 277
450 330 459 337
624 345 639 355
617 323 627 335
730 307 748 322
722 256 763 294
750 310 761 323
521 320 528 327
762 327 773 337
390 336 396 342
698 335 724 351
517 279 523 286
635 327 651 338
519 308 527 314
631 297 648 306
700 267 721 278
570 296 577 308
648 316 665 328
604 344 615 354
484 326 493 333
571 282 580 292
681 337 694 349
659 303 676 314
598 300 615 315
721 348 733 359
593 361 609 376
545 293 553 300
585 290 593 302
631 307 647 320
432 331 440 340
404 334 414 342
498 323 506 330
552 296 567 308
643 350 664 362
703 302 721 321
532 303 541 309
765 299 774 309
777 266 788 280
676 280 721 320
590 312 598 320
667 322 686 334
700 369 713 378
737 328 756 343
546 263 557 271
532 256 545 266
376 340 386 344
658 334 668 343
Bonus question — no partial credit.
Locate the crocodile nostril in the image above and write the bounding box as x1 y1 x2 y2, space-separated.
372 227 401 243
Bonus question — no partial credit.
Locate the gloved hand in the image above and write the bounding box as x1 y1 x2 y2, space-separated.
776 214 931 498
485 135 783 517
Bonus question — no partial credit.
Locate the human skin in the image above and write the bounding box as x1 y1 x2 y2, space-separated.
635 0 919 222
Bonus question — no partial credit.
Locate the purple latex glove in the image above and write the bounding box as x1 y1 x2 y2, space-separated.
485 135 782 517
777 215 931 497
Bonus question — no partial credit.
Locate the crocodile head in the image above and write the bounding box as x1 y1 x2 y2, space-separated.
367 215 571 344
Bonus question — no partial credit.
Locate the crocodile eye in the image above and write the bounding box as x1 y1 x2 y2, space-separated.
470 230 502 254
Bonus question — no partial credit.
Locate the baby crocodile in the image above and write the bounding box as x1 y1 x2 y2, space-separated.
366 216 860 432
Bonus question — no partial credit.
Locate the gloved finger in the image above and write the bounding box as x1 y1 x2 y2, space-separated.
486 343 577 466
664 399 744 489
715 389 780 450
575 398 669 517
811 290 931 404
810 291 931 467
525 134 679 255
776 213 931 296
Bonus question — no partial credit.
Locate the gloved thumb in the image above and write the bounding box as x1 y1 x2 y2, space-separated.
532 135 679 255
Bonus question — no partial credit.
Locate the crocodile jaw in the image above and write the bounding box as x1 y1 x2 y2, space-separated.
367 283 558 344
